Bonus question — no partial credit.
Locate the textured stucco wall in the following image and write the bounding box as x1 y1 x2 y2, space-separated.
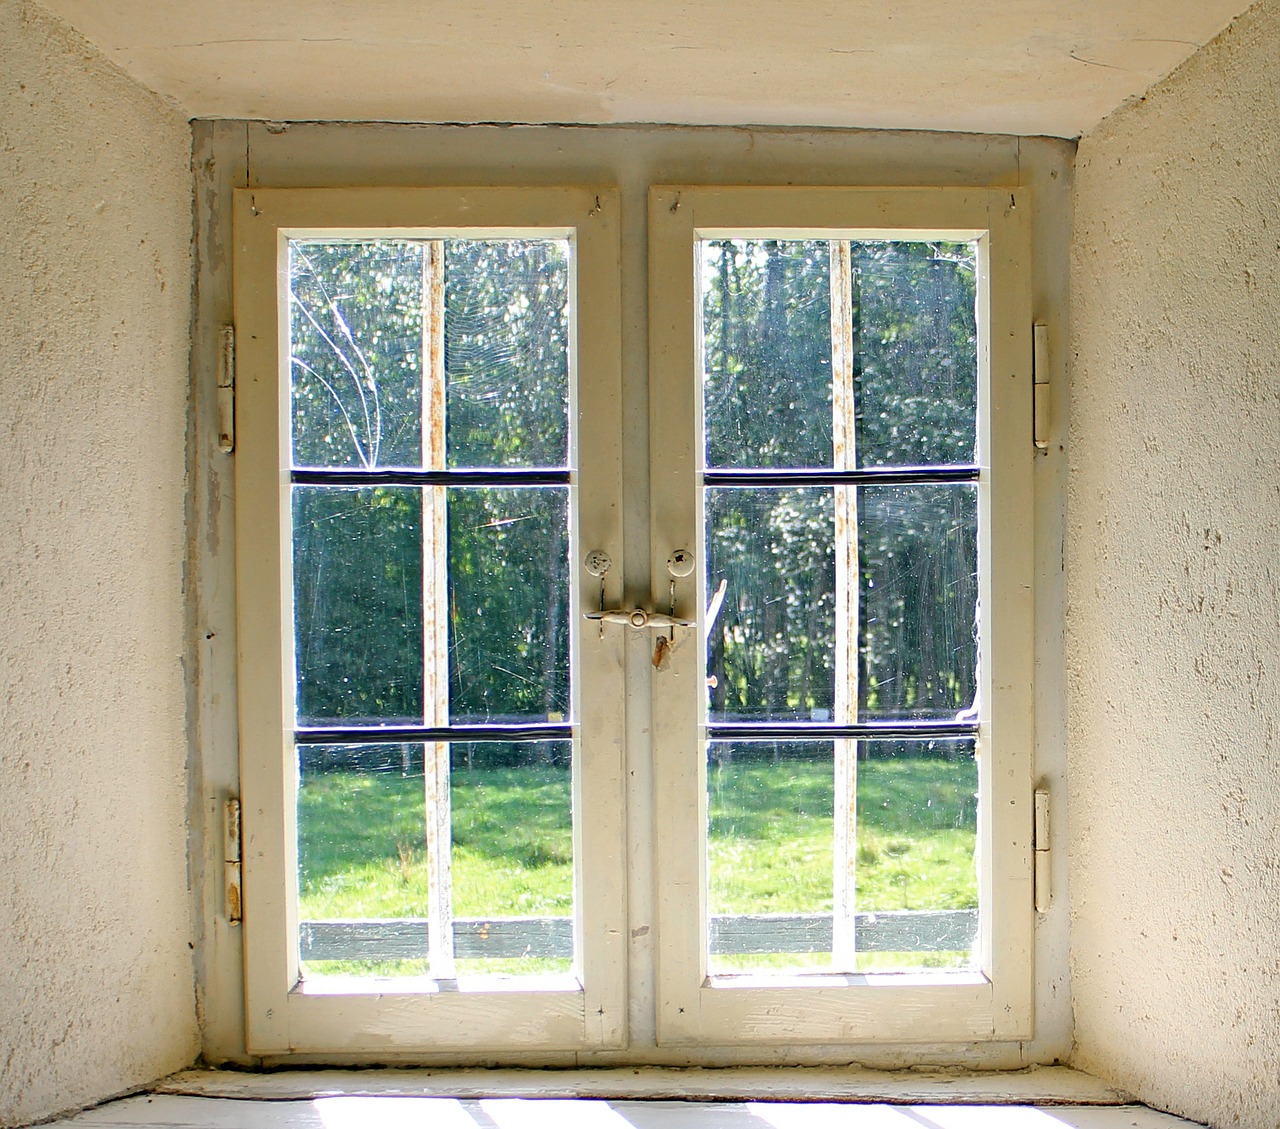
1068 2 1280 1125
0 1 198 1124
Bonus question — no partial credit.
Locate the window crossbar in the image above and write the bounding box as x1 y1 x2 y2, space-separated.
295 723 574 745
708 720 979 741
702 465 979 487
290 467 570 487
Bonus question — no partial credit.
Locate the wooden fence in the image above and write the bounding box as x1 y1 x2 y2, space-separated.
300 909 976 961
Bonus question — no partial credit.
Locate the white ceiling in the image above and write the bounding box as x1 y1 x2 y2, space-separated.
41 0 1255 138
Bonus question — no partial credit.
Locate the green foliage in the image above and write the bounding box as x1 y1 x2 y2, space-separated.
293 487 424 723
289 235 980 730
288 239 571 725
298 755 975 977
702 239 980 722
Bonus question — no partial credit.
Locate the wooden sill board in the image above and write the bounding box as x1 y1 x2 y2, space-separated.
154 1066 1130 1104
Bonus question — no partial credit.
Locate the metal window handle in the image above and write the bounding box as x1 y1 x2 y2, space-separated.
582 548 695 631
584 607 694 630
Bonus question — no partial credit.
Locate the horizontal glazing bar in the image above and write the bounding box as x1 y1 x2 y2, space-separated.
295 723 574 745
708 720 979 741
290 467 571 487
702 465 980 487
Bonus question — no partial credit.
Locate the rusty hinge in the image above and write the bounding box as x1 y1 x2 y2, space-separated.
218 325 236 453
1033 323 1049 451
1033 787 1051 913
224 796 242 926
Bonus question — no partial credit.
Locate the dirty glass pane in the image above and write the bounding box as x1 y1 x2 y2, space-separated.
447 487 570 723
451 740 573 976
289 241 424 469
706 739 834 974
853 736 978 973
859 484 978 721
445 239 570 469
293 487 424 726
850 241 978 468
288 237 570 471
705 486 836 723
296 740 574 980
706 737 977 975
297 742 430 978
705 484 978 724
701 239 833 469
699 238 979 472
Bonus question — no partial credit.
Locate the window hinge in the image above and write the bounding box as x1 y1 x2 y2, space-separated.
1033 787 1051 912
224 796 242 926
1033 323 1049 451
218 325 236 453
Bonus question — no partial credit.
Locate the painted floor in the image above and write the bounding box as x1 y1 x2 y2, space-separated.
48 1095 1204 1129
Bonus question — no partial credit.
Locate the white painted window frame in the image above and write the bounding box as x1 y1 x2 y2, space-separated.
232 186 627 1055
233 182 1034 1057
647 186 1036 1045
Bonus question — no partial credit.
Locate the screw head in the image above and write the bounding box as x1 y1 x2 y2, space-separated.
667 548 695 577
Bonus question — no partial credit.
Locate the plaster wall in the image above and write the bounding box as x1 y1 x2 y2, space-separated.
0 2 198 1123
193 120 1074 1068
1068 2 1280 1125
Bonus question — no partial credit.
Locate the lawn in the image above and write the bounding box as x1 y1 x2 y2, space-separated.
297 752 976 977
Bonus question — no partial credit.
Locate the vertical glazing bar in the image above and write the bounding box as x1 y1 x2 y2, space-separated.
422 240 455 978
830 240 860 970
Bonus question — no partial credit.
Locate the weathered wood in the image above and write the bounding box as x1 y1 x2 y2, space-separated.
299 910 977 962
830 238 859 969
422 240 455 980
709 909 977 954
151 1064 1138 1106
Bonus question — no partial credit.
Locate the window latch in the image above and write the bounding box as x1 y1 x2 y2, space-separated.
582 547 696 630
584 607 694 630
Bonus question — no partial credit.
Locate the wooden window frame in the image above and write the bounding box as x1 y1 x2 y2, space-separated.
232 186 627 1056
231 182 1035 1057
647 186 1035 1045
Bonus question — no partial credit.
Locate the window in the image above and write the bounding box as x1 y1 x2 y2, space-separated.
233 184 1033 1056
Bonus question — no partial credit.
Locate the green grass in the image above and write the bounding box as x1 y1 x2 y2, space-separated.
297 754 976 978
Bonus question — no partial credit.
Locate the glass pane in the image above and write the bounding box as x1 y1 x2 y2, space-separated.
298 742 429 978
293 485 570 727
289 241 424 469
448 487 570 723
860 484 977 721
452 740 573 976
706 486 835 723
445 239 570 468
701 239 833 469
706 738 977 975
851 242 978 468
289 237 570 471
705 484 977 724
699 238 978 472
297 740 573 980
293 486 424 726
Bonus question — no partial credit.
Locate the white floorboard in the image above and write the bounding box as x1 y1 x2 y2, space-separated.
46 1095 1204 1129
